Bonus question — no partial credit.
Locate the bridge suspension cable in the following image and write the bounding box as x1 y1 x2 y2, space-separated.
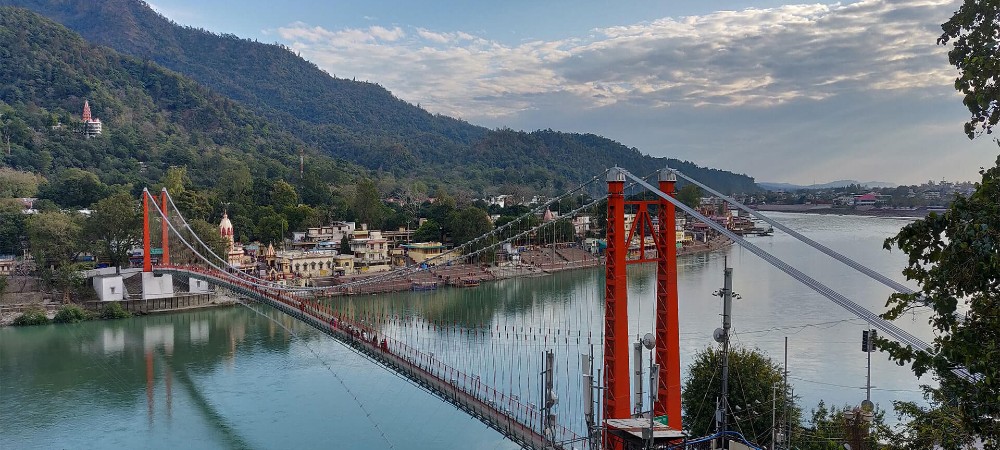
670 170 919 296
620 169 974 382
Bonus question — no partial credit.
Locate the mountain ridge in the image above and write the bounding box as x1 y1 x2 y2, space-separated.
2 0 760 194
758 180 898 191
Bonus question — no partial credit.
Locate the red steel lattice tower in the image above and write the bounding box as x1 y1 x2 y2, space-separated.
142 188 152 272
160 189 170 265
603 167 630 421
655 169 682 429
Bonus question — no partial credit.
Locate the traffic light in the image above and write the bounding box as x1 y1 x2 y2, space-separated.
862 329 877 352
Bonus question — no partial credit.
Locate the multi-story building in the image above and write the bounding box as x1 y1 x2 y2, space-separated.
293 221 356 250
350 231 391 273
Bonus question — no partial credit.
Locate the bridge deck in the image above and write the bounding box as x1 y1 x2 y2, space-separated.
157 266 584 450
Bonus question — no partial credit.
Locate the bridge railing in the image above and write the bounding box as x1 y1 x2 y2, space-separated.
160 265 585 448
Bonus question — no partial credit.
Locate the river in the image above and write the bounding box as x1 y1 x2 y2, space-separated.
1 212 934 449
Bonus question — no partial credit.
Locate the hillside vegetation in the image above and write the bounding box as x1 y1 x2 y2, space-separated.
0 6 353 191
2 0 758 194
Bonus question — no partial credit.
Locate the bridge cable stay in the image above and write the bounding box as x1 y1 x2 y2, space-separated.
333 169 661 294
150 192 580 448
674 170 973 380
620 170 975 382
159 172 609 294
332 171 613 291
157 189 602 446
232 296 398 449
671 170 919 296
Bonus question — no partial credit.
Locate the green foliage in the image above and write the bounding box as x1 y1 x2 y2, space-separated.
3 2 759 195
795 400 895 450
0 273 8 299
84 192 141 271
339 234 351 255
447 207 493 246
536 220 576 244
880 156 1000 447
892 385 980 449
27 211 83 269
676 184 702 209
99 301 131 320
0 167 41 197
160 166 189 194
37 168 110 209
52 304 91 323
174 218 229 264
270 180 299 211
352 179 386 229
938 1 1000 138
0 7 357 207
0 200 27 254
412 219 442 243
12 306 49 326
681 346 800 444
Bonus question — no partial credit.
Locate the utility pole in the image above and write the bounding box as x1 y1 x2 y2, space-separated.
542 350 557 448
783 336 789 450
771 382 778 449
634 341 645 416
582 349 597 450
713 263 738 449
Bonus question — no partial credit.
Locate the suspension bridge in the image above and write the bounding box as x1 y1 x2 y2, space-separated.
131 167 959 450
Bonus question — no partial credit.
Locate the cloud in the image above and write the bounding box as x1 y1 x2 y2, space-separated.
274 1 995 184
275 0 957 120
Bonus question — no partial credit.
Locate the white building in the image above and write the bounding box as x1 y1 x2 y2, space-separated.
350 231 391 273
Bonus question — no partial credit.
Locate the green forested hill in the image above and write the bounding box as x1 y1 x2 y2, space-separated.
0 6 353 191
3 0 759 193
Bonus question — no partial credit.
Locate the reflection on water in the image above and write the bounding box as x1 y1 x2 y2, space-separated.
1 212 932 448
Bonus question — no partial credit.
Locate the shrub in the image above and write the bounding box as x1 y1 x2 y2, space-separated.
12 307 50 326
52 304 92 324
99 302 131 320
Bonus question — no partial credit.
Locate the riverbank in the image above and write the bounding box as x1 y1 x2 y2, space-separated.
0 292 239 326
2 239 733 322
753 204 937 218
337 239 732 295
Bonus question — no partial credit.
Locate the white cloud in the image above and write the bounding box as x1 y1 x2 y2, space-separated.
275 0 958 122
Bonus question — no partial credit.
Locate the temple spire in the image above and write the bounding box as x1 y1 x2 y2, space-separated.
82 100 92 122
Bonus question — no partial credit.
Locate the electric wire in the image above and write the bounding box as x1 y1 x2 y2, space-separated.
620 169 974 382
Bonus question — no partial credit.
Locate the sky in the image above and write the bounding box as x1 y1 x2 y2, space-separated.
148 0 998 185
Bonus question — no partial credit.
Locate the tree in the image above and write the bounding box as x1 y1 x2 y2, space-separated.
27 212 83 270
938 0 1000 138
85 192 141 273
413 219 442 243
0 201 27 255
796 401 895 450
676 184 703 209
352 178 386 229
339 234 351 255
879 157 1000 447
537 219 576 244
174 189 214 222
257 213 288 247
447 206 493 246
174 219 229 264
37 169 111 209
891 386 980 449
682 346 799 445
160 166 189 194
270 180 299 211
